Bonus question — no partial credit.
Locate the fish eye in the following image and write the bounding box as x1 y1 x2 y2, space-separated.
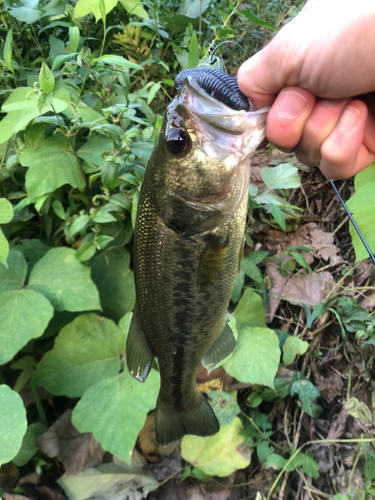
166 128 190 155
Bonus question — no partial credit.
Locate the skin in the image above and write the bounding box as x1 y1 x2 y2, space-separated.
237 0 375 180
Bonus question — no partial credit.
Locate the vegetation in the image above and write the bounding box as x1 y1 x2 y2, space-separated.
0 1 374 499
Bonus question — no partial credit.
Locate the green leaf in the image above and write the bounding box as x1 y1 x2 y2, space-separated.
52 200 66 220
94 55 143 70
58 464 159 500
69 214 91 236
207 391 240 427
28 247 101 312
282 337 308 366
36 92 53 114
240 10 278 30
11 355 36 393
0 288 54 365
91 247 135 322
76 242 96 262
0 385 27 467
0 229 9 267
69 26 80 52
291 378 321 418
177 0 210 18
8 0 43 23
265 453 287 470
347 181 375 261
271 205 286 231
3 29 14 73
261 163 300 190
224 327 280 388
92 211 116 223
77 135 112 168
32 314 122 397
234 288 266 329
51 53 79 71
181 417 251 476
72 369 160 462
12 422 47 467
345 396 373 426
289 251 312 272
118 0 149 19
187 31 199 69
365 447 375 482
257 440 274 464
20 134 86 201
147 82 161 105
242 258 263 283
39 62 55 93
0 249 27 292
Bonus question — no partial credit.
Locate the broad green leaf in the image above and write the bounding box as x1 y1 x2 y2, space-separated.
261 163 301 190
19 134 86 201
354 162 375 190
74 0 118 20
177 0 210 18
52 200 65 220
36 92 53 114
91 247 135 322
0 385 27 467
118 0 149 19
3 29 14 73
346 182 375 261
28 247 100 312
58 464 159 500
234 288 266 329
94 55 143 70
8 0 43 23
0 289 54 365
69 26 80 52
77 135 112 168
51 53 79 71
118 312 132 356
12 422 47 466
224 327 280 388
15 239 49 273
39 62 55 93
2 87 35 113
207 391 240 427
287 451 319 478
181 417 251 476
0 249 27 292
76 242 96 262
265 453 287 470
0 106 39 145
32 314 121 397
72 369 160 462
0 229 9 267
282 337 308 366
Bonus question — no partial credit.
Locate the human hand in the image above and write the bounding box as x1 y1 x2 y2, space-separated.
238 0 375 179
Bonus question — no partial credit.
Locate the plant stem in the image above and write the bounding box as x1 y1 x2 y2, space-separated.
31 387 48 425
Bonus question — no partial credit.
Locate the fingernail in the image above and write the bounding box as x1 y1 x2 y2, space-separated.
278 92 308 119
338 106 360 133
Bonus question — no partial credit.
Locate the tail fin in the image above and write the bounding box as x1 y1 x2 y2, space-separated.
155 393 219 445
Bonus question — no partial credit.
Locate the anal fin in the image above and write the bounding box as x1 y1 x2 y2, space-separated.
202 322 236 371
126 309 154 382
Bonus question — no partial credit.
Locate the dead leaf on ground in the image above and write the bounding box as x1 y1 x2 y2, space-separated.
57 462 159 500
138 413 177 458
267 265 334 321
37 410 104 475
149 478 232 500
310 363 343 403
2 495 33 500
290 223 343 264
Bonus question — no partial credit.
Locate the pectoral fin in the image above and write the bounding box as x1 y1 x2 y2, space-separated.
126 309 154 382
197 235 229 287
202 322 237 371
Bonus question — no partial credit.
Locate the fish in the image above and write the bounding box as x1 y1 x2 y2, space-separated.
126 67 269 445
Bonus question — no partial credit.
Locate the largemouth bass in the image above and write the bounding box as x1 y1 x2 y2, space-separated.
127 68 268 445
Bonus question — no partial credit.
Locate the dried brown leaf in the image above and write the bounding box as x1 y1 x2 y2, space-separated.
37 410 104 475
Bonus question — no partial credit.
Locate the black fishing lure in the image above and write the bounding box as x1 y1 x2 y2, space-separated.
175 67 250 112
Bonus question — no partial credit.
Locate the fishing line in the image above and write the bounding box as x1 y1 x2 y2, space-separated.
329 178 375 265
